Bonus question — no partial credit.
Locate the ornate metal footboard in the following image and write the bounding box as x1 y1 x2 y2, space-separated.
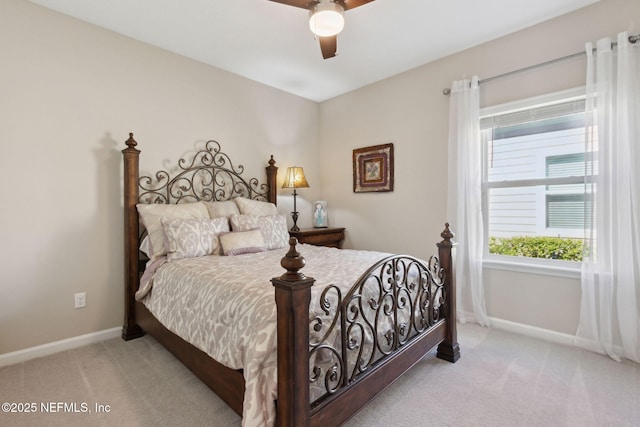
309 253 447 405
272 225 458 426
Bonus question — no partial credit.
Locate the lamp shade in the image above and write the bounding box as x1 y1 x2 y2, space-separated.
309 2 344 37
282 167 310 189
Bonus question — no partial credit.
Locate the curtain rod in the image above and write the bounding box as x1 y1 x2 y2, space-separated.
442 33 639 95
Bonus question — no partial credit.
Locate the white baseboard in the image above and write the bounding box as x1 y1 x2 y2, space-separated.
488 316 576 347
0 327 121 368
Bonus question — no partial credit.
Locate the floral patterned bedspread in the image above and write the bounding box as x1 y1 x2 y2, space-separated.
141 244 390 427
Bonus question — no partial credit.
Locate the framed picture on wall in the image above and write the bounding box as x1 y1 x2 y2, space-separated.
353 143 394 193
313 200 328 228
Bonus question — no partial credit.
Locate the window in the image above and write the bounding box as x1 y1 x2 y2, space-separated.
480 88 596 264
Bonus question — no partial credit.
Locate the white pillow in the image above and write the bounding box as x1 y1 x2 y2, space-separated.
233 197 278 216
230 214 289 250
162 217 230 261
139 236 152 258
219 229 267 256
204 200 240 218
136 202 209 259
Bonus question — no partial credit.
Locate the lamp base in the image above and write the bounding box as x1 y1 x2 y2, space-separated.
290 211 300 232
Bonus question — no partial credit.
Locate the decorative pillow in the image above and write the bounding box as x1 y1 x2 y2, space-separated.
233 197 278 216
204 200 240 219
162 217 229 261
136 202 209 259
219 229 267 256
230 214 289 250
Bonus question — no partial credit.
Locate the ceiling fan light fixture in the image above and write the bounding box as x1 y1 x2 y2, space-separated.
309 2 345 37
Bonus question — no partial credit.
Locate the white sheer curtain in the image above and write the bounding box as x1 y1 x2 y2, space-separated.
578 32 640 363
447 76 489 327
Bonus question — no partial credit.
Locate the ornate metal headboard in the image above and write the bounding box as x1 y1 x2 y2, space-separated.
137 139 277 205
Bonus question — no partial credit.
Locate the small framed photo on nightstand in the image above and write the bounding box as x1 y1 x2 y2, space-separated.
313 201 328 228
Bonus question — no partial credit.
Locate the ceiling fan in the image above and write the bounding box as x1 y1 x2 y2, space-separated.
268 0 375 59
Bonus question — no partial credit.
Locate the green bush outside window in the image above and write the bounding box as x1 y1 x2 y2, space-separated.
489 236 584 261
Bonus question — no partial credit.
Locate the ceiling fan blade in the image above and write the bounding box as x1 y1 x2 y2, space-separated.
268 0 375 11
319 36 337 59
267 0 315 10
342 0 375 11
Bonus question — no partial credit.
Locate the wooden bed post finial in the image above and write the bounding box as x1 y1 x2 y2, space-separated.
440 222 454 245
125 132 138 149
279 237 307 281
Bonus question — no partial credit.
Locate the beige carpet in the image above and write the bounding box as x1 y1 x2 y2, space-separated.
1 323 638 426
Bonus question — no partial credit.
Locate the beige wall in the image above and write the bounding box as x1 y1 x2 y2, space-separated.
1 0 638 355
0 0 320 354
319 0 639 335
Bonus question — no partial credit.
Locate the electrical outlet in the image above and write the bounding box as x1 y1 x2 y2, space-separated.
74 292 86 309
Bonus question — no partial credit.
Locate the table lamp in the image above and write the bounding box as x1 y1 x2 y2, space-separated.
282 166 310 231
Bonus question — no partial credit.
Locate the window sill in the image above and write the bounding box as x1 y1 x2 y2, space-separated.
483 256 581 279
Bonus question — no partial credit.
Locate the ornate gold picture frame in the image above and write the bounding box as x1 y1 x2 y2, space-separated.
352 143 394 193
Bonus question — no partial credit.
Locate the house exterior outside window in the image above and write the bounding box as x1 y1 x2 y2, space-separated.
545 152 595 230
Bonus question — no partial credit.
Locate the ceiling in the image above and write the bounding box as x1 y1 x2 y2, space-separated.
29 0 598 102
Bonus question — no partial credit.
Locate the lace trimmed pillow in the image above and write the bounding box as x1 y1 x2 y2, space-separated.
230 214 289 250
161 217 230 261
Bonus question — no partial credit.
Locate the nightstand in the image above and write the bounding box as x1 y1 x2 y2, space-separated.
289 227 345 249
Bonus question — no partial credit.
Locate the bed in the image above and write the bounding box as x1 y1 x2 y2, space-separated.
121 133 460 426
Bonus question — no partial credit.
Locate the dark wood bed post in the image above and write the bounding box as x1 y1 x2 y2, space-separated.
266 155 278 205
436 223 460 362
122 133 144 341
272 238 315 427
